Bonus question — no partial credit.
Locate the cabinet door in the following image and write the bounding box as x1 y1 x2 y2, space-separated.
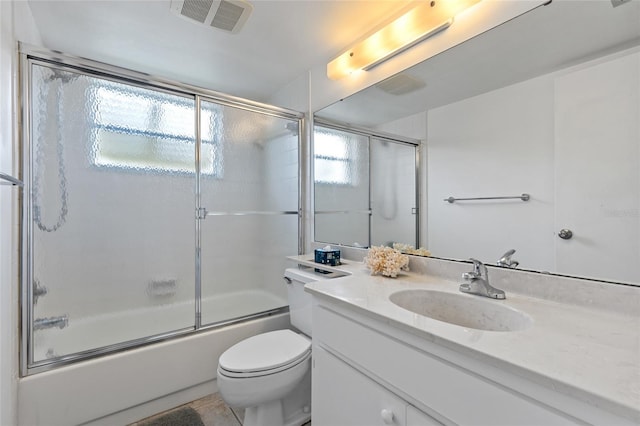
313 346 407 426
406 405 442 426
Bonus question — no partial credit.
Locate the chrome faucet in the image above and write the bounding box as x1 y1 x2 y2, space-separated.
497 249 519 268
34 315 69 331
460 258 506 299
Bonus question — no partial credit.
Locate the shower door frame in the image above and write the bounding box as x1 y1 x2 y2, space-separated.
19 43 305 376
312 118 421 249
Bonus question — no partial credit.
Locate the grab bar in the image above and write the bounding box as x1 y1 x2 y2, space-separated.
0 172 23 187
444 193 530 203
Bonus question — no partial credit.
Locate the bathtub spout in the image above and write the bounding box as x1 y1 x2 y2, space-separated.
34 315 69 331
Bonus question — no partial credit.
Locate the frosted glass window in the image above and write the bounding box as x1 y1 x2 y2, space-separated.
90 83 222 175
314 130 357 185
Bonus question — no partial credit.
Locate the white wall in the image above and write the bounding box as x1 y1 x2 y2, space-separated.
1 2 43 424
428 75 555 270
426 48 639 282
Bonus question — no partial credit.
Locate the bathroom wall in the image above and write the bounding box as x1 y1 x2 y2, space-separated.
1 2 43 424
428 72 556 270
0 5 17 423
384 47 639 280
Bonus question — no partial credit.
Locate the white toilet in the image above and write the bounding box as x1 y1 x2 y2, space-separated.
217 267 327 426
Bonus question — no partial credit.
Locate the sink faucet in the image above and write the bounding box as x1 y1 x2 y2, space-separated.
497 249 519 268
460 258 506 299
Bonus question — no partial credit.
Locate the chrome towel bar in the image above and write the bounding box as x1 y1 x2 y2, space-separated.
444 193 530 203
0 172 23 187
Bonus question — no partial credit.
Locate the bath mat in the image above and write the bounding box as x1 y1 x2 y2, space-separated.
137 407 205 426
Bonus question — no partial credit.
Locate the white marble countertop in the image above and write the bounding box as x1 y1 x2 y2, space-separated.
289 255 640 422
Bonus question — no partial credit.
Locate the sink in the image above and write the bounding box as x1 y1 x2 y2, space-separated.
389 289 533 332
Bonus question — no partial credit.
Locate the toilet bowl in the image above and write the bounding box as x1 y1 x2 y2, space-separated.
217 268 329 426
217 330 311 426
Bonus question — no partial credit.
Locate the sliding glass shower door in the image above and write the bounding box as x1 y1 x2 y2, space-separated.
23 54 301 372
29 64 197 363
197 100 300 326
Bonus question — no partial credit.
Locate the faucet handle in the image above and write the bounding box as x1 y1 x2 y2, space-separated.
497 249 519 268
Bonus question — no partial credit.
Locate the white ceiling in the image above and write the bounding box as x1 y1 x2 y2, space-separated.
26 0 413 103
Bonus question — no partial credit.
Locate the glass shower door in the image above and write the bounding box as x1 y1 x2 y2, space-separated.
314 126 370 247
29 63 196 364
370 138 418 247
198 99 299 326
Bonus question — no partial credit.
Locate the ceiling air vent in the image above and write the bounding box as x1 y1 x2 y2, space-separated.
170 0 253 34
375 73 426 96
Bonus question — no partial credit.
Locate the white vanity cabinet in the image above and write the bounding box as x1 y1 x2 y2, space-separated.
313 345 410 425
313 344 442 426
310 298 631 426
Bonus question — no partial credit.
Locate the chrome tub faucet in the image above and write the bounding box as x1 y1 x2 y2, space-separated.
497 249 519 268
460 258 506 299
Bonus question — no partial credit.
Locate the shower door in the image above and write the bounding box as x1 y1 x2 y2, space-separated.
23 53 302 373
198 99 300 326
27 63 197 364
370 137 418 247
313 122 419 249
314 126 370 247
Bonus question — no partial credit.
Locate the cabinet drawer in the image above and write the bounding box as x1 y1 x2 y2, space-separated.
313 346 407 426
314 304 580 425
407 405 442 426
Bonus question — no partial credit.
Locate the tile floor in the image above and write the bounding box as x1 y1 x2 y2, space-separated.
130 393 312 426
129 393 244 426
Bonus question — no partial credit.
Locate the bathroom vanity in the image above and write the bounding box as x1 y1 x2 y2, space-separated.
293 256 640 425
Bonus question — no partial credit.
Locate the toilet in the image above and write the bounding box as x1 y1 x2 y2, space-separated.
217 267 328 426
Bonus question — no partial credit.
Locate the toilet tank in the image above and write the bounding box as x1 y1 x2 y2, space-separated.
284 268 331 336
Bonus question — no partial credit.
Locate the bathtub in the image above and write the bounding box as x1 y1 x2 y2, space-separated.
32 290 287 362
19 291 290 426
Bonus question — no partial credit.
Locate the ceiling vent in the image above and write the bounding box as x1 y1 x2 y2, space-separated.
170 0 253 34
375 73 426 96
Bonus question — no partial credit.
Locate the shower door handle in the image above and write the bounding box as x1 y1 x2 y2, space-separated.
196 207 208 219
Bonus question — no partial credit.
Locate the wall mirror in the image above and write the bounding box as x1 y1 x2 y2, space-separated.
313 121 420 249
313 0 640 286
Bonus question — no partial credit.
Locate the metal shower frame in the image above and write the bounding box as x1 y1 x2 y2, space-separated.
18 43 305 376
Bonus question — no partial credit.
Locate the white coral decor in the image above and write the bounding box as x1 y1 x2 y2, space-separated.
364 246 409 278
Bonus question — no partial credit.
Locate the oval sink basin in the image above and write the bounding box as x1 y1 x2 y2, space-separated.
389 289 533 332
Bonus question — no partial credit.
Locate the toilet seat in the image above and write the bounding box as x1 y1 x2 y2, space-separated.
218 330 311 378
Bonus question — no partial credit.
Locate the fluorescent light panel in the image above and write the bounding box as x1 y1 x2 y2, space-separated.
327 0 481 80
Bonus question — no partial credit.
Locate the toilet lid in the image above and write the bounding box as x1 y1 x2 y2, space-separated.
218 330 311 374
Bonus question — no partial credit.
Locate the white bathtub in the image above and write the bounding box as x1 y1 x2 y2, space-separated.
19 293 290 426
33 290 287 362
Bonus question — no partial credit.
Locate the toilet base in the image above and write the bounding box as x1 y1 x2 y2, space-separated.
235 367 311 426
243 400 311 426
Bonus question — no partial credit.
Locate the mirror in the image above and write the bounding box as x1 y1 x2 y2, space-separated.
313 123 419 249
314 0 640 286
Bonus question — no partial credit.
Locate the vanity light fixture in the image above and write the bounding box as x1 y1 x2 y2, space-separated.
327 0 481 80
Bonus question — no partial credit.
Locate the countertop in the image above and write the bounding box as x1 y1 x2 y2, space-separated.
289 255 640 422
